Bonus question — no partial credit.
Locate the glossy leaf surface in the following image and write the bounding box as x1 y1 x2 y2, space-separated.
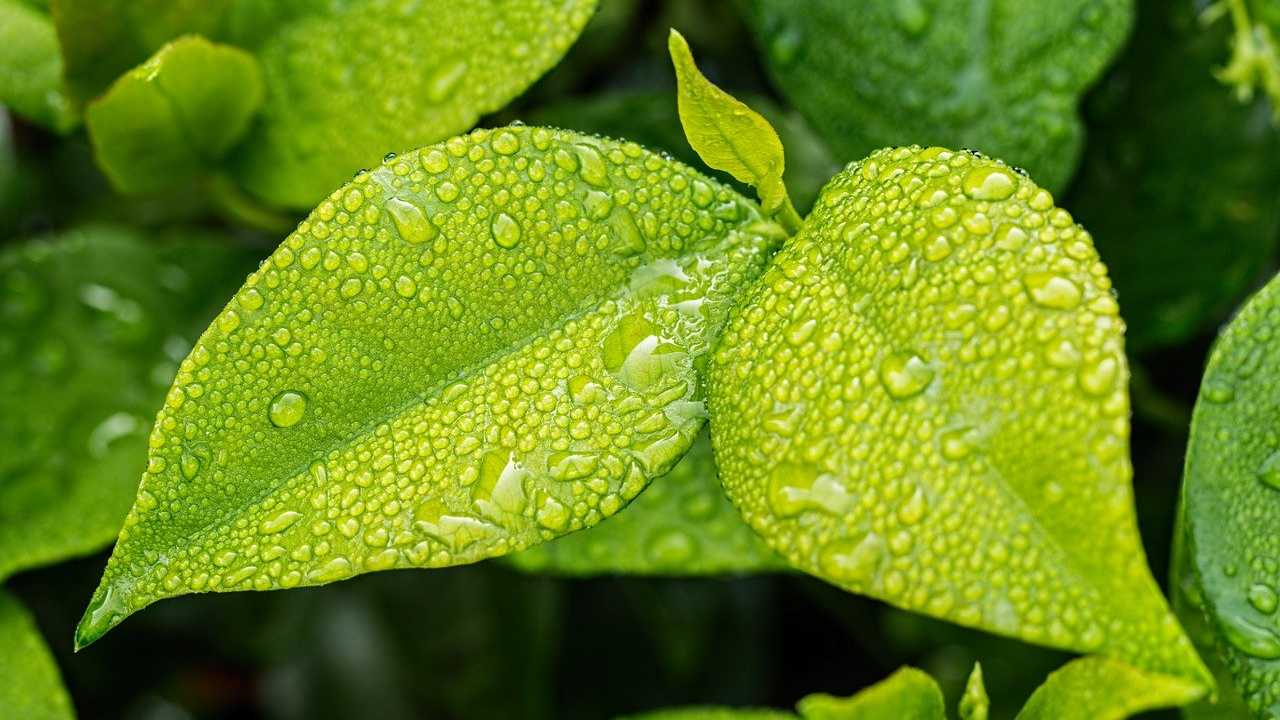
77 127 782 647
1014 657 1204 719
508 431 784 575
86 35 264 194
741 0 1132 192
0 591 75 720
1180 269 1280 716
0 226 255 581
708 145 1208 684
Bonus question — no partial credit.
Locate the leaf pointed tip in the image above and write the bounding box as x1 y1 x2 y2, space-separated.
73 581 131 651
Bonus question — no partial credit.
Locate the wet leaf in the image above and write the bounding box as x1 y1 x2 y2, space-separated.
86 35 264 194
0 0 76 132
708 145 1209 685
796 666 944 719
1014 657 1204 719
0 591 74 720
52 0 600 207
1067 0 1280 351
1178 269 1280 715
0 226 256 581
76 127 782 647
508 431 785 575
740 0 1132 192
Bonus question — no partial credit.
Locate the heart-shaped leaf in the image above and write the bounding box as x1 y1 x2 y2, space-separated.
0 226 256 581
740 0 1132 192
708 145 1209 685
508 430 784 575
76 126 783 647
0 591 75 720
0 0 76 133
1178 269 1280 715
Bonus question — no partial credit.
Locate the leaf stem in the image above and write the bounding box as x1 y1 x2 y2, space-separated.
776 195 803 236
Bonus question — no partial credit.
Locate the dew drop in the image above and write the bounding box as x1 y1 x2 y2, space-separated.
1249 583 1279 614
492 130 521 155
961 166 1016 201
386 198 437 244
573 144 608 187
818 533 886 585
490 212 522 249
878 352 934 399
1220 611 1280 659
269 390 307 428
1257 449 1280 491
1023 273 1081 310
646 528 696 565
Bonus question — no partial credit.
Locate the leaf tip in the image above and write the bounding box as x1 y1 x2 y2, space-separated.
73 581 131 651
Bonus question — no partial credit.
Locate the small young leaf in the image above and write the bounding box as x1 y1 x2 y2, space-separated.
620 709 794 720
1014 657 1205 719
959 663 989 720
53 0 601 207
86 35 264 194
0 591 75 720
668 29 799 229
1209 0 1280 118
796 666 944 720
708 146 1209 685
1179 269 1280 714
508 431 785 575
740 0 1133 192
0 226 256 581
76 127 783 648
0 0 76 132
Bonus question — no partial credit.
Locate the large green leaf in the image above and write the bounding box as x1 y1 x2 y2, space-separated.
75 126 783 647
86 35 264 194
0 0 76 132
508 431 784 575
0 591 74 720
740 0 1132 193
0 226 256 581
1067 0 1280 351
1179 269 1280 716
707 145 1209 686
52 0 600 207
1014 657 1203 719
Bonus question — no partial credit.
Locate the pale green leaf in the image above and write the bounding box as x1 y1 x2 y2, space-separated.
1014 657 1204 719
0 591 74 719
959 663 988 720
53 0 600 207
1178 269 1280 715
741 0 1133 193
796 667 944 720
0 226 256 582
86 35 263 194
707 145 1210 686
75 126 782 648
668 29 795 226
508 430 785 575
0 0 76 132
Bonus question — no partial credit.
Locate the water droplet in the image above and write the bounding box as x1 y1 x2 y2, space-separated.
646 528 696 565
386 198 437 244
962 166 1016 201
492 131 520 155
1257 449 1280 491
260 509 302 535
1204 379 1236 404
269 390 307 428
819 533 886 585
427 60 468 102
767 461 854 517
490 212 522 249
892 0 931 35
1023 273 1081 310
179 450 202 479
1220 611 1280 659
879 352 934 399
1079 356 1118 396
574 144 608 187
1249 583 1279 614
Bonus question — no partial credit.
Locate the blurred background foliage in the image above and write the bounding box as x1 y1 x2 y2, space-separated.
1 0 1277 718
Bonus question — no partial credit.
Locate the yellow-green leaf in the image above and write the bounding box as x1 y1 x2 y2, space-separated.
668 29 797 229
0 0 76 132
1014 657 1205 719
0 591 75 720
959 663 989 720
75 126 782 648
796 667 944 720
707 145 1210 686
86 35 263 194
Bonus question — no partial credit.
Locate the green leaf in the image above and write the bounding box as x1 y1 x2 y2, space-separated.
1209 0 1280 118
1178 269 1280 715
85 35 263 195
0 591 75 720
740 0 1133 193
507 430 785 575
959 663 989 720
0 0 76 132
796 667 944 720
1067 0 1280 351
668 29 799 231
75 126 783 648
523 89 839 214
620 709 794 720
1014 657 1205 719
53 0 601 207
0 226 256 582
707 145 1210 686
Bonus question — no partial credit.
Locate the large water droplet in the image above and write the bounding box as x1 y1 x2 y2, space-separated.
1220 611 1280 659
961 166 1016 201
878 352 934 399
386 198 436 244
818 532 886 585
1249 583 1279 614
1257 449 1280 491
269 390 307 428
490 212 522 249
1023 273 1081 310
767 462 854 517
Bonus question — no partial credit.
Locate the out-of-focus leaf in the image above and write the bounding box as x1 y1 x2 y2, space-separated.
1210 0 1280 117
0 226 257 581
53 0 601 207
1013 657 1204 719
1067 0 1280 351
708 145 1210 686
86 35 263 194
522 90 836 213
797 666 944 719
1179 269 1280 716
0 0 76 132
620 709 793 720
740 0 1132 193
75 127 782 648
0 591 74 720
508 431 784 575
